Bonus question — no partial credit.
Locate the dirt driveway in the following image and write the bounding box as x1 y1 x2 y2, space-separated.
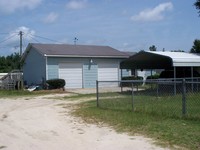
0 94 169 150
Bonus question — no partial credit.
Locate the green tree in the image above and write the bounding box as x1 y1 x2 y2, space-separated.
190 39 200 53
0 53 21 73
149 45 157 51
194 0 200 15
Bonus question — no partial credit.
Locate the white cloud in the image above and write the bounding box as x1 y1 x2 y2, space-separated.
66 0 87 10
44 12 59 23
131 2 173 22
0 0 42 13
1 26 36 54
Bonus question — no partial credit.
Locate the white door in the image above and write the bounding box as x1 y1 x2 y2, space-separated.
59 63 82 88
98 63 119 87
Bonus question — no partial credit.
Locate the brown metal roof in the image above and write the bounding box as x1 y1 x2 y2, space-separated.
30 43 129 58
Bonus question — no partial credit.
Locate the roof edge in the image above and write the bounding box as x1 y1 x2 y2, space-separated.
45 54 129 58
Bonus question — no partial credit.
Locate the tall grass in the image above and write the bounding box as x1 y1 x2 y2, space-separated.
98 92 200 120
73 94 200 150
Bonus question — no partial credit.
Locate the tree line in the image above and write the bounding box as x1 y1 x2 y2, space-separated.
149 39 200 53
0 53 21 73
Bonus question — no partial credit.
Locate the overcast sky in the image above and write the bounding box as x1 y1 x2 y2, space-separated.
0 0 200 56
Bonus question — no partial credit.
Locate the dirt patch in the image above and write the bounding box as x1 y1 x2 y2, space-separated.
0 94 169 150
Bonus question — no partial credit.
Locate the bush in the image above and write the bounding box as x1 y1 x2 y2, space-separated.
121 76 143 87
46 79 66 89
122 76 143 81
146 74 160 80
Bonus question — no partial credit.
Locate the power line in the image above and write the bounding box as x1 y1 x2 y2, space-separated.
0 33 18 44
0 32 19 35
0 33 9 35
27 34 41 43
0 32 67 53
29 33 64 44
0 46 12 49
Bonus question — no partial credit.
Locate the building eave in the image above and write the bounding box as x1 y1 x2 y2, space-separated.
44 54 129 58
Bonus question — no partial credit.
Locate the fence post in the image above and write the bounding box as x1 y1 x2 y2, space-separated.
121 81 123 93
131 82 134 112
156 81 159 97
96 80 99 107
182 79 187 116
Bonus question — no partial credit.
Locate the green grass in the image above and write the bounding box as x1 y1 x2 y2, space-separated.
0 89 65 98
71 92 200 150
98 92 200 119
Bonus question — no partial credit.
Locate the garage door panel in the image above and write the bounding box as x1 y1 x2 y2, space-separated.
98 63 119 87
59 63 82 88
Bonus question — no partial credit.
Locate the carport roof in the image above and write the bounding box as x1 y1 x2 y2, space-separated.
120 51 200 69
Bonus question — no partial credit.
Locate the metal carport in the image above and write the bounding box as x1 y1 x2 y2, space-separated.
120 51 200 94
120 51 200 69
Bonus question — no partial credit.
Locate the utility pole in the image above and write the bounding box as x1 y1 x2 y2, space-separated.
18 31 24 89
19 31 23 56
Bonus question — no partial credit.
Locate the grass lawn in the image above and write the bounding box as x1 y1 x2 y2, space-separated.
71 93 200 150
0 89 66 98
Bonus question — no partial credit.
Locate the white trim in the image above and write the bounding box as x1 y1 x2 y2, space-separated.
45 56 48 80
45 54 128 58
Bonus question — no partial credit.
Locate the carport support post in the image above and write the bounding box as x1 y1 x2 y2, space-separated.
191 67 194 92
174 67 176 95
96 80 99 107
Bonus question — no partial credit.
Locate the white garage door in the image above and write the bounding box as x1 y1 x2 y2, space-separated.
59 63 82 88
98 63 119 87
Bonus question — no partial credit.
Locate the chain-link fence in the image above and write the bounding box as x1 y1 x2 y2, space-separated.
96 79 200 120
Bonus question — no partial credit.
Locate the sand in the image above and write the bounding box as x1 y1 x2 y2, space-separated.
0 94 169 150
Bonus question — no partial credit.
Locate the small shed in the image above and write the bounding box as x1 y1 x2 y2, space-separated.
22 43 129 88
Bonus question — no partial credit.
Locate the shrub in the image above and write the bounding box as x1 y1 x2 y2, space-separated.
122 76 143 81
146 73 160 80
46 79 66 89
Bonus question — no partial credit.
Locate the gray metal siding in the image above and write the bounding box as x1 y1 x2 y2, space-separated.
23 47 46 85
47 58 59 80
47 57 87 80
83 64 97 88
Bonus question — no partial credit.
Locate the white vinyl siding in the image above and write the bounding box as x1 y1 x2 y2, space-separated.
59 63 82 88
